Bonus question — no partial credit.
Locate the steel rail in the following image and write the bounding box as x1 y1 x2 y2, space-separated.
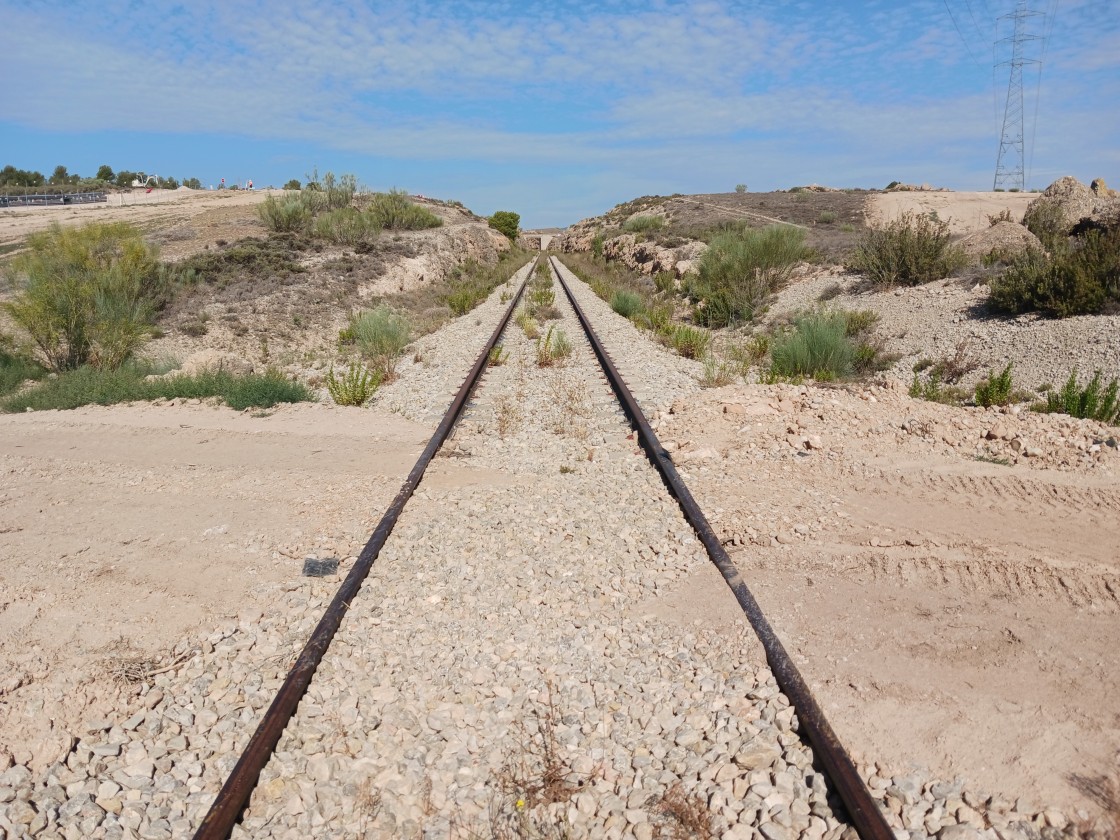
548 256 894 840
192 260 535 840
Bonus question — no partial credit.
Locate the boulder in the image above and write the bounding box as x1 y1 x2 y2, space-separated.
958 221 1041 262
1023 176 1095 234
1090 177 1116 198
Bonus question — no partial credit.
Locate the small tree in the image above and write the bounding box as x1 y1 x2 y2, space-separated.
284 178 302 190
489 210 520 242
96 164 115 182
49 165 71 186
183 177 202 189
2 222 161 371
115 171 137 188
735 184 747 194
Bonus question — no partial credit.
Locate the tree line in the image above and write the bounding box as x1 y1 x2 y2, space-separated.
0 164 202 191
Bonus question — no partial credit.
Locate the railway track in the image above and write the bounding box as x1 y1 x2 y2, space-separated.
191 256 892 839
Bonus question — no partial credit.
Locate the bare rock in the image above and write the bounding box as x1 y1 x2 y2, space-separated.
1024 176 1095 235
959 222 1040 263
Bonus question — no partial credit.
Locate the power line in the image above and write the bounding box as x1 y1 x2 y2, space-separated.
944 0 985 67
1025 0 1058 186
993 0 1043 191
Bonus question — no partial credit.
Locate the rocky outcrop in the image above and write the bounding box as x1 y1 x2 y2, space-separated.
1090 177 1116 198
959 222 1041 262
601 234 707 277
1024 176 1097 233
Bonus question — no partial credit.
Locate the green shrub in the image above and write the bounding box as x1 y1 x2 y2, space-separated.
726 335 771 372
283 178 302 190
770 312 854 380
666 324 710 360
974 363 1014 407
366 189 442 230
1022 200 1067 251
610 290 645 318
517 311 540 339
843 309 880 336
847 211 967 287
689 226 809 327
488 211 521 242
327 361 380 406
1042 370 1119 424
3 222 162 371
909 371 966 405
312 208 379 246
591 234 605 260
623 215 665 234
988 229 1120 317
1 364 312 412
633 302 673 333
440 255 525 318
258 194 312 232
346 306 411 377
653 271 676 294
0 346 47 396
699 354 737 387
536 326 571 366
487 344 507 367
818 211 837 225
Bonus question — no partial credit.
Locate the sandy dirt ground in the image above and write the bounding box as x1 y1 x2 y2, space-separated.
645 383 1120 817
1 187 1117 829
0 402 428 768
868 191 1037 234
0 188 272 255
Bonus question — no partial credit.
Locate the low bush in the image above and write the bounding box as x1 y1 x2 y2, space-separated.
0 346 47 396
988 229 1120 317
974 363 1014 407
365 189 442 230
327 361 380 406
610 290 645 318
487 344 507 367
699 354 736 388
1 364 312 412
3 222 162 372
1022 200 1067 251
258 194 312 232
770 312 854 380
517 313 540 339
666 324 710 360
623 215 665 234
536 326 571 367
1041 369 1119 424
688 226 809 327
345 306 411 377
847 211 967 287
909 371 966 405
312 207 379 246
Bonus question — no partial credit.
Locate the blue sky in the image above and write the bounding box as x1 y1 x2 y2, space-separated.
1 0 1117 227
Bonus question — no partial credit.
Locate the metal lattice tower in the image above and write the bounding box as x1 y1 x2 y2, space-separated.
993 0 1043 191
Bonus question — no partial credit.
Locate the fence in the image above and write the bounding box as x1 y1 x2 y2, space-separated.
0 192 108 208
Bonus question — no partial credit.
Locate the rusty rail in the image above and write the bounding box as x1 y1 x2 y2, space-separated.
548 255 894 840
192 260 535 840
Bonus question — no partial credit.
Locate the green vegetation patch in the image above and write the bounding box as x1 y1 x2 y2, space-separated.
2 364 312 413
687 226 810 327
988 229 1120 317
847 211 967 287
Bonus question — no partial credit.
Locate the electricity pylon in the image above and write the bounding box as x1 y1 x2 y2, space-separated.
993 0 1043 191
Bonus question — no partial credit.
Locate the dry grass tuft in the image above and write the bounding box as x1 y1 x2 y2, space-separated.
653 782 714 840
